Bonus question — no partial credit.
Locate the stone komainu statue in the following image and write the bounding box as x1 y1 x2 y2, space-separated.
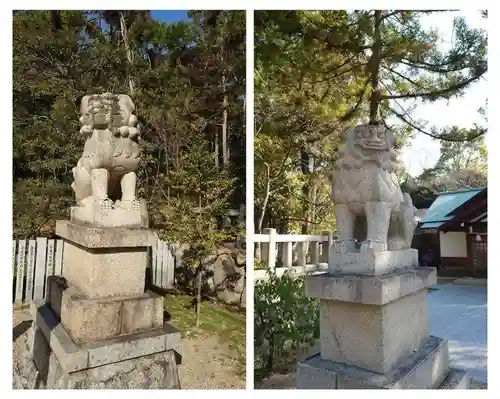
71 93 147 227
331 125 418 253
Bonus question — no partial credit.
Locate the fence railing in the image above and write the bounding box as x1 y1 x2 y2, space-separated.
12 238 176 305
253 228 333 280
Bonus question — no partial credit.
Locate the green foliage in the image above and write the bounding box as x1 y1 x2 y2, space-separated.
405 121 487 196
254 10 487 234
158 134 237 261
254 268 319 372
165 293 245 376
13 10 245 238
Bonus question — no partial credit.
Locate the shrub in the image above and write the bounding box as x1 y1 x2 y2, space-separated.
254 267 319 372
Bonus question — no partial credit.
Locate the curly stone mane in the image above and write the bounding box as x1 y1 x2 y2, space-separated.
335 125 399 173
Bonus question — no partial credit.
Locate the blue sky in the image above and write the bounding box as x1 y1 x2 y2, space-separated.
150 10 190 23
399 11 487 177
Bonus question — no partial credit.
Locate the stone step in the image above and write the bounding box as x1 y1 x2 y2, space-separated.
329 248 419 275
29 299 180 373
319 290 429 373
46 277 164 344
297 335 450 389
306 267 437 305
438 368 470 389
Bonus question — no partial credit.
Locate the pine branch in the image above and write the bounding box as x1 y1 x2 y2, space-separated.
382 65 426 89
389 107 487 141
338 78 370 122
381 73 482 100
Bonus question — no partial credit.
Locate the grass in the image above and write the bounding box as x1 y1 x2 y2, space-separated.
164 293 245 376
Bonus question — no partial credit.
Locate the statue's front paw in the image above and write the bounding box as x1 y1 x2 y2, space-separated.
97 198 114 211
333 239 356 254
360 240 387 252
115 199 141 211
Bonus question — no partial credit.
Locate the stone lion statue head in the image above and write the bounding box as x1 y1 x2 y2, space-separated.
79 93 139 139
335 124 399 172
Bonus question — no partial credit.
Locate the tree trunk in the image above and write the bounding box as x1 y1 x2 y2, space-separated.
222 75 229 167
214 127 219 170
369 10 383 124
257 162 271 234
196 265 202 327
120 11 136 96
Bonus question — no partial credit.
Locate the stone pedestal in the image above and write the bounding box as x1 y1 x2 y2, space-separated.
29 221 181 389
296 250 470 390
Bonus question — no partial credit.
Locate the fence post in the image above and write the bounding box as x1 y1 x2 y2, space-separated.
26 240 36 302
15 240 26 304
282 241 293 268
321 231 330 263
263 228 277 269
310 241 320 266
54 239 64 276
157 240 164 287
33 237 48 301
45 239 55 297
328 232 333 262
297 241 307 267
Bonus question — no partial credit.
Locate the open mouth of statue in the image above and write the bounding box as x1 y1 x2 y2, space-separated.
92 113 111 127
362 140 386 149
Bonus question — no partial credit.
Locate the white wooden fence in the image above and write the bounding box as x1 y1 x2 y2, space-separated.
253 228 333 280
12 238 176 305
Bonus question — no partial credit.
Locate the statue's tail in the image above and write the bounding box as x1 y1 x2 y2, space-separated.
72 160 92 205
401 193 418 244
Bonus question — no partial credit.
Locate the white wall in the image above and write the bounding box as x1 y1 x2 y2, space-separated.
439 231 467 258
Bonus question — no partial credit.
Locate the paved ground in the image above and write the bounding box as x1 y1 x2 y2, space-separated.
256 281 488 389
428 283 487 383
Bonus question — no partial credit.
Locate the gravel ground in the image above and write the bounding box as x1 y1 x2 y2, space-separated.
12 307 245 389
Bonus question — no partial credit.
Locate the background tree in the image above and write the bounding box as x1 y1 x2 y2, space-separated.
254 10 487 235
159 135 236 325
13 10 245 239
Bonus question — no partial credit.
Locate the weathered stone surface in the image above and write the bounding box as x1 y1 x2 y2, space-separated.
331 125 418 253
298 336 450 389
30 300 180 373
296 358 337 389
70 93 149 229
328 248 418 275
45 348 180 389
71 205 147 228
211 253 246 305
47 278 163 343
320 290 429 373
30 301 88 373
56 220 157 248
306 267 437 305
438 368 470 389
61 240 147 298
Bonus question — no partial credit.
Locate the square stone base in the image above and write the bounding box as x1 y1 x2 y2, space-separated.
319 290 429 373
70 205 148 228
329 249 418 275
56 220 157 248
306 268 437 305
55 221 157 298
29 300 180 374
40 342 180 389
47 277 163 343
297 336 468 389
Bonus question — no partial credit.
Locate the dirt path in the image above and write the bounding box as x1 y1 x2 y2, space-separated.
12 308 245 389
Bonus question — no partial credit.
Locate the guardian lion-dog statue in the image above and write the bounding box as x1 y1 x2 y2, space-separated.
70 93 147 227
332 125 417 253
